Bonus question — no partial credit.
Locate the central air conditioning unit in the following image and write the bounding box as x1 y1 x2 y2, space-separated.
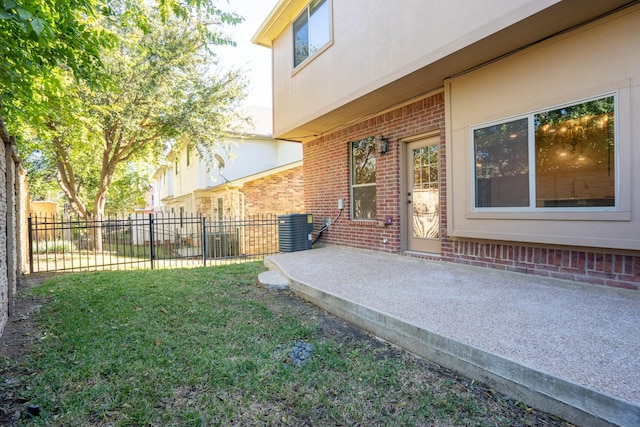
278 214 313 252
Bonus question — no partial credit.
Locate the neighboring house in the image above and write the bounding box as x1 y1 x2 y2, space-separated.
253 0 639 290
152 108 304 220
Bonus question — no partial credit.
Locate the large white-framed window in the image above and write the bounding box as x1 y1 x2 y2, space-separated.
350 136 376 220
293 0 331 69
472 93 616 211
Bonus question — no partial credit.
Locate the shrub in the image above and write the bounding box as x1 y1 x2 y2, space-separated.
32 240 74 254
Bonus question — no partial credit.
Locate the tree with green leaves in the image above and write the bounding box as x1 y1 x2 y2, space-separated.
1 0 240 120
0 0 106 120
5 0 249 220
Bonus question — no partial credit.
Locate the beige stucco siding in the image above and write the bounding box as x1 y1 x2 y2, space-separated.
271 0 560 138
446 5 640 250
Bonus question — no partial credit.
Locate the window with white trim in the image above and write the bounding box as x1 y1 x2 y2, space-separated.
473 94 616 210
350 136 376 220
293 0 331 68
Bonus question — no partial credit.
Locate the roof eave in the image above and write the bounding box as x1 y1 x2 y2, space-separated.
251 0 307 48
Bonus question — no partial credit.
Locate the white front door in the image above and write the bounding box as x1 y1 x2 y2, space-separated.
406 137 441 253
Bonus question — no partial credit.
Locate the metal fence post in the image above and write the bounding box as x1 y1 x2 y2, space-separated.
27 216 34 274
149 213 155 270
202 216 207 267
126 215 133 264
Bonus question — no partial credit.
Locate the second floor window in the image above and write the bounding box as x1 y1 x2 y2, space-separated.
293 0 330 68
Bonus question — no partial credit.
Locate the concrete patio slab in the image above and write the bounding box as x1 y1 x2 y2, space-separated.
264 245 640 427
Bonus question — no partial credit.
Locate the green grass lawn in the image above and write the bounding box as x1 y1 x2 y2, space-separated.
2 264 569 426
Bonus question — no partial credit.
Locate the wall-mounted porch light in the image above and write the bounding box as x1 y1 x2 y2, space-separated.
375 135 390 154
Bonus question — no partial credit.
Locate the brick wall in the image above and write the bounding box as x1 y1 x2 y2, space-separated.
444 241 640 291
227 165 305 256
303 92 639 291
191 165 303 221
242 165 305 216
304 93 445 253
0 124 24 338
0 135 7 336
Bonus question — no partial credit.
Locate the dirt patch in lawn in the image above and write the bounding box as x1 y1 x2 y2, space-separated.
1 274 56 424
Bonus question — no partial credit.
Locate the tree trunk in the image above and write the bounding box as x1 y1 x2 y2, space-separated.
92 187 108 252
51 132 88 219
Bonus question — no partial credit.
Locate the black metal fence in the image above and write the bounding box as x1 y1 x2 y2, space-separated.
27 213 280 273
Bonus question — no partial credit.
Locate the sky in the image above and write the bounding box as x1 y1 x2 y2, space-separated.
214 0 280 109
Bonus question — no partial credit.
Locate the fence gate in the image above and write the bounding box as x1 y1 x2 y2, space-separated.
27 213 279 273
